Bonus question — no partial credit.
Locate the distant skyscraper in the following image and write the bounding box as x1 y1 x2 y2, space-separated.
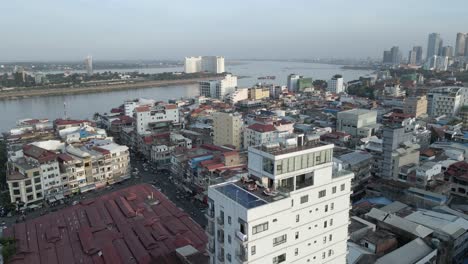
427 33 442 59
455 33 466 57
327 74 344 94
287 74 301 91
184 56 224 73
441 46 454 58
413 46 423 65
408 50 417 65
390 46 401 65
84 55 93 76
383 50 392 64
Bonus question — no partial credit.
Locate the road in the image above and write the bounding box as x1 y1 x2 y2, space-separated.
0 155 207 228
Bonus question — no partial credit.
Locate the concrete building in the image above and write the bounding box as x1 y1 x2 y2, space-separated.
185 56 202 73
441 46 454 58
248 87 270 100
427 87 463 117
226 88 249 105
287 74 301 92
184 56 225 74
445 161 468 199
408 50 417 65
336 109 378 138
213 112 243 150
243 123 288 149
413 46 423 65
199 74 238 100
134 103 179 135
427 33 443 59
403 96 428 118
327 75 344 94
206 138 353 264
84 55 93 76
455 33 466 57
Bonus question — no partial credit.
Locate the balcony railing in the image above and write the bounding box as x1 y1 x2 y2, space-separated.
296 178 314 190
217 232 225 243
206 224 214 237
235 249 248 262
217 216 224 226
235 230 248 243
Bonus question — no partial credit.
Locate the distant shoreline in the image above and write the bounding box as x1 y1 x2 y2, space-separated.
0 77 220 100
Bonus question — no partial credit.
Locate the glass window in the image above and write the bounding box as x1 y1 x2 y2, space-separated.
273 253 286 264
263 158 274 174
331 203 334 210
341 184 345 191
300 195 308 204
324 204 328 212
252 222 269 235
288 157 294 172
332 186 337 193
295 248 299 256
319 190 326 198
251 246 256 255
273 234 287 246
295 232 299 239
296 214 300 222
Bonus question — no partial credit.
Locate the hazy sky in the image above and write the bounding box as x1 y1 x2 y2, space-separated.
2 0 468 61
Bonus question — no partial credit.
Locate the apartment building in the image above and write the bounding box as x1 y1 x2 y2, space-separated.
248 87 270 100
206 137 353 264
185 56 225 73
336 109 378 138
134 103 179 135
213 112 243 150
199 74 238 100
403 96 428 118
427 87 462 117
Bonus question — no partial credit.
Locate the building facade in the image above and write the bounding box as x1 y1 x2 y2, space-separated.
427 87 462 117
134 103 180 135
207 139 353 264
336 109 377 138
403 96 428 118
327 75 344 94
455 33 466 57
213 112 243 149
184 56 225 73
199 74 238 99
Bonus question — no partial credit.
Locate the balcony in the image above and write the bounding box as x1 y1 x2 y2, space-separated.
217 254 225 263
206 210 214 220
296 176 314 190
217 231 225 243
206 224 214 237
207 244 215 254
235 249 248 262
235 230 248 243
217 216 224 226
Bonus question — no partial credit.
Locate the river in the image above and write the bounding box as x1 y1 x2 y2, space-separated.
0 60 372 132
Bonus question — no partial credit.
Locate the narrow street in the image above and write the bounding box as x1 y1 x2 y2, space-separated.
0 155 207 228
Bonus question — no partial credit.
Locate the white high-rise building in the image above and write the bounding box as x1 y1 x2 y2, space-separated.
455 33 466 57
427 86 463 117
327 75 344 94
184 56 225 73
206 137 353 264
184 56 202 73
287 74 301 92
84 55 93 76
199 74 237 99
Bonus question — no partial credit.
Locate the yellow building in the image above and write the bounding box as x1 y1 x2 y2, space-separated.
404 96 428 118
248 87 270 100
213 112 243 149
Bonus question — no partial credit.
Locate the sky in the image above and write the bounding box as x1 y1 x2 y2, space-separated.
2 0 468 61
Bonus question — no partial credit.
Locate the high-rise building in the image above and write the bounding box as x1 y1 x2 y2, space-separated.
426 33 443 59
199 74 237 99
455 33 466 57
287 74 301 92
184 56 225 74
413 46 423 65
327 74 344 94
84 55 93 76
390 46 401 65
336 109 378 137
213 112 243 149
184 56 202 73
408 50 417 65
297 77 313 91
383 50 392 64
206 136 353 264
427 87 463 117
441 46 454 58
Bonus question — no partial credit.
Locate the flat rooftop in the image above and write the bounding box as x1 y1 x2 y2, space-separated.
3 184 208 264
252 141 328 156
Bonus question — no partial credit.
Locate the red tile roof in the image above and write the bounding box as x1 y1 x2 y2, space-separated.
55 119 94 126
165 104 177 110
23 145 57 163
247 123 276 133
135 106 151 112
4 184 208 264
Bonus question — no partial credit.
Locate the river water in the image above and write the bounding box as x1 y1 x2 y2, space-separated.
0 60 372 132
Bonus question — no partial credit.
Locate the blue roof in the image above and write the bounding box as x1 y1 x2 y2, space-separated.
215 183 267 209
354 196 393 206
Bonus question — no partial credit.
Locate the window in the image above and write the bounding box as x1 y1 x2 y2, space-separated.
332 186 337 193
329 234 333 242
273 218 277 222
263 158 274 174
34 177 40 183
228 216 231 225
273 253 286 264
324 221 327 228
318 190 326 198
341 184 345 191
27 195 34 201
295 248 299 256
324 204 328 212
13 190 20 195
273 234 287 246
228 235 231 244
252 222 268 235
26 187 33 193
227 253 231 262
251 246 256 255
25 180 31 186
323 236 327 244
331 203 334 210
322 252 326 259
295 232 299 239
328 249 334 257
300 195 308 204
330 218 333 226
12 182 19 188
33 171 40 176
296 214 300 222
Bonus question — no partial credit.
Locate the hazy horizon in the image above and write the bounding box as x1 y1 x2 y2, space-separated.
2 0 468 61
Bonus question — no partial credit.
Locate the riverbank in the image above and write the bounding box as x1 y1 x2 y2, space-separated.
0 77 221 100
